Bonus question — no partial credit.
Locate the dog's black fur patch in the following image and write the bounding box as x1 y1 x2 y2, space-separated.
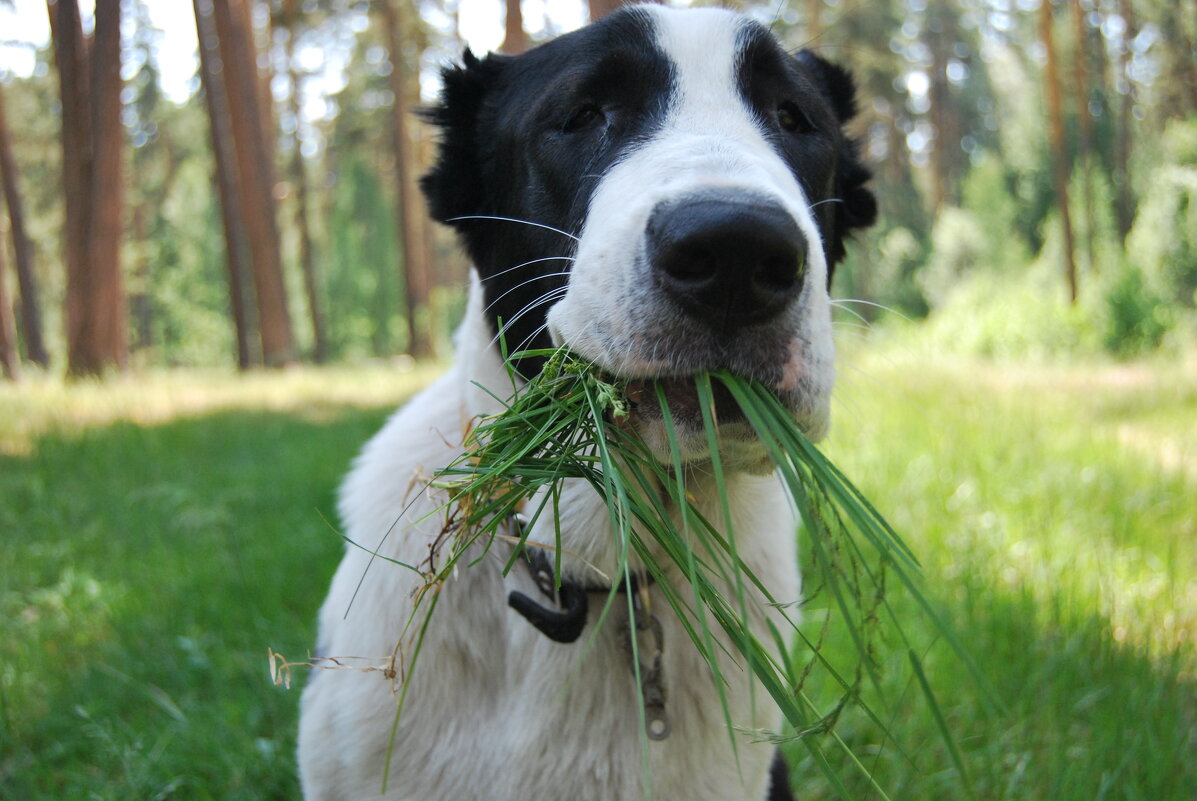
422 8 671 365
735 27 875 277
421 8 874 372
769 750 797 801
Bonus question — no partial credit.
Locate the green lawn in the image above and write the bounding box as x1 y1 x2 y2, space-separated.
793 346 1196 800
0 367 438 800
2 354 1193 799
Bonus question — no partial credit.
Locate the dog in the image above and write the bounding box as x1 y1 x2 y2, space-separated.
298 5 875 799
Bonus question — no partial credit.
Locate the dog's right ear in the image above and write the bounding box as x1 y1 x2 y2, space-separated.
796 51 877 273
419 50 510 226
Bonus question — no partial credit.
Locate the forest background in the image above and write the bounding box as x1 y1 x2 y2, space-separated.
1 0 1195 799
0 0 1194 375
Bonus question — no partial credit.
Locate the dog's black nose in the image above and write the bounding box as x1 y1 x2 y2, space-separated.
646 194 806 329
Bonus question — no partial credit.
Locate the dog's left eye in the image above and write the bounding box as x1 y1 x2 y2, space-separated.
562 104 606 133
776 102 815 134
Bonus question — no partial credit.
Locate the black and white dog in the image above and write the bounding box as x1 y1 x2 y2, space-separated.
298 5 875 799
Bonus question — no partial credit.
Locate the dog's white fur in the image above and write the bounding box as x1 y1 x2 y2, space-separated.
299 7 832 799
550 9 835 464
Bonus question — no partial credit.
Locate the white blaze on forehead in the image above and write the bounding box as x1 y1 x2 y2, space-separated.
640 5 829 281
647 6 746 132
547 5 836 434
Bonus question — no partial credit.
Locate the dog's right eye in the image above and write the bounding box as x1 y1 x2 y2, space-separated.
776 101 816 135
562 104 606 133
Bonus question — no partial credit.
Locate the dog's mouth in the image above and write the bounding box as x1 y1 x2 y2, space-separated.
622 375 747 427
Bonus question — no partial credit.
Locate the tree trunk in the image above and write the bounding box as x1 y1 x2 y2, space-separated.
86 0 128 373
49 0 90 375
211 0 295 366
926 0 962 211
0 224 19 380
588 0 661 20
807 0 823 38
1071 0 1096 273
1113 0 1136 240
284 13 327 364
50 0 128 377
0 83 48 367
501 0 528 54
245 0 278 170
588 0 626 20
194 0 256 368
1040 0 1078 303
380 0 433 359
130 201 153 351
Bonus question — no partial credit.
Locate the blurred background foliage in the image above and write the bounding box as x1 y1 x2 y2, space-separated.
2 2 1194 798
0 0 1194 378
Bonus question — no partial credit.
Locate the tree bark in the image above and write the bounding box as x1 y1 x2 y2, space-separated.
588 0 661 20
245 0 278 170
1112 0 1136 240
1071 0 1096 272
926 0 962 211
501 0 528 54
50 0 129 377
283 3 327 364
0 223 19 380
588 0 627 20
130 201 152 352
380 0 433 359
1040 0 1078 303
211 0 295 366
194 0 256 368
807 0 823 39
48 0 90 374
0 83 48 367
86 0 128 373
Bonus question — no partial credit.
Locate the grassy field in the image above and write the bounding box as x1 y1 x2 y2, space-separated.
1 351 1193 799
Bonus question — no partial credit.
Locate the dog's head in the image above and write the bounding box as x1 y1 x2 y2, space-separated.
423 5 875 463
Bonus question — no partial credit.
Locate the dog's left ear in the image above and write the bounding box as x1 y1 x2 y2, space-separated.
419 50 510 229
797 51 877 271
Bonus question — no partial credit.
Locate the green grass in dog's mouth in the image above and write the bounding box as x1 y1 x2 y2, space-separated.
400 346 989 796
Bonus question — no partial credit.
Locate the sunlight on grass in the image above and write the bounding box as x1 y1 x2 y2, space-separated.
0 362 442 455
3 357 1194 799
1 366 433 799
830 344 1197 663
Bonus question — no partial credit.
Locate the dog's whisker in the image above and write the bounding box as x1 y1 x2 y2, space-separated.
511 321 554 356
486 256 575 283
809 197 845 209
489 288 570 351
829 303 871 326
501 286 569 329
831 330 871 347
831 298 911 322
446 215 581 242
484 271 575 312
830 384 867 428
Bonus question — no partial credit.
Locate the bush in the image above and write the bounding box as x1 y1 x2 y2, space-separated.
889 262 1102 361
1125 118 1197 310
960 152 1033 273
871 226 930 317
1100 265 1171 356
917 206 987 307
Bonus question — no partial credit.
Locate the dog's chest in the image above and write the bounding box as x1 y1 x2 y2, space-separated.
400 561 787 800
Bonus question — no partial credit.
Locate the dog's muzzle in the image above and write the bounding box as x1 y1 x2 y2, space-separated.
646 191 807 331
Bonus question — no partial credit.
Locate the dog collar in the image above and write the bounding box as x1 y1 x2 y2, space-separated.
505 515 671 740
505 515 654 643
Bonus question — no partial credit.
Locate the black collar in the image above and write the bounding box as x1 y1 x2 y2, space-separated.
505 518 653 644
504 517 672 740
